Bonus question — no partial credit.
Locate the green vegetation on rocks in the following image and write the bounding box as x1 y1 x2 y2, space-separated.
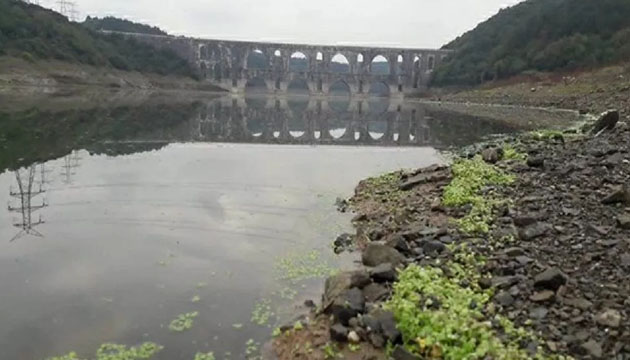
47 342 163 360
193 352 215 360
387 265 531 359
442 156 514 234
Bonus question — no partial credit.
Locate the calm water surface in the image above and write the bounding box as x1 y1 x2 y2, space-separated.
0 92 576 359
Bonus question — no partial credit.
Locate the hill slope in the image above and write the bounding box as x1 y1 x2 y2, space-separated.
82 16 167 35
432 0 630 86
0 0 195 77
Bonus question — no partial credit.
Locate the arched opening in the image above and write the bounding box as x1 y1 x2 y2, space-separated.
316 52 323 61
330 53 350 74
368 81 390 97
245 77 269 94
289 52 308 72
274 49 282 57
213 64 222 81
199 45 208 60
371 55 390 75
428 56 435 70
329 80 351 98
200 62 207 78
357 54 364 63
287 78 310 95
247 49 269 70
413 55 421 88
396 54 404 74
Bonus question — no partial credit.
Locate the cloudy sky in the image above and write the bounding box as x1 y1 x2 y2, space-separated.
40 0 523 48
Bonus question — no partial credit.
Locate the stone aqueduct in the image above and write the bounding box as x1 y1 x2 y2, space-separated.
123 33 452 97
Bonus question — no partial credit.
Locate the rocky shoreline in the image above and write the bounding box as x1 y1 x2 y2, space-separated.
272 106 629 359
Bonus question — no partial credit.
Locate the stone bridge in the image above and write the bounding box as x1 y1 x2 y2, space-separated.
121 33 452 97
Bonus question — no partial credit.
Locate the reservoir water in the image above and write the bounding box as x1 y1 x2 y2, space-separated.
0 91 577 359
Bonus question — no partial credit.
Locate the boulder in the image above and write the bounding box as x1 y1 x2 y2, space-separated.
399 170 450 190
526 156 545 168
329 324 349 342
330 288 365 325
481 147 502 164
581 340 603 359
392 346 422 360
518 222 551 240
363 282 390 302
590 109 619 134
362 243 406 267
372 309 401 343
595 308 621 328
323 270 370 311
534 267 567 291
370 263 397 283
601 185 630 205
617 214 630 229
386 235 411 254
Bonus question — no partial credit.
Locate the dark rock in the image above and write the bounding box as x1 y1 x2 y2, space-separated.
360 314 381 333
601 185 630 205
503 247 526 257
323 270 370 310
330 324 349 342
421 240 447 256
330 288 365 325
491 276 520 289
581 339 603 358
333 233 354 253
519 222 551 240
392 346 422 360
481 147 502 164
530 290 555 302
370 263 397 283
595 308 621 328
530 307 548 319
527 156 545 168
513 214 539 227
372 309 401 343
368 333 385 348
495 291 515 306
386 235 411 254
617 214 630 229
534 267 567 291
399 171 450 190
363 283 390 302
304 299 316 308
563 297 593 310
590 109 619 134
362 243 406 267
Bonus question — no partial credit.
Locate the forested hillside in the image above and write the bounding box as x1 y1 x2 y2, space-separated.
0 0 195 77
432 0 630 86
82 16 167 35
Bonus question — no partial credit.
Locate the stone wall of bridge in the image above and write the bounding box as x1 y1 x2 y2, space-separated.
123 33 451 97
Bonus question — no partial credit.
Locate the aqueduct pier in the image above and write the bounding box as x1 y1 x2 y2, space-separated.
120 33 452 97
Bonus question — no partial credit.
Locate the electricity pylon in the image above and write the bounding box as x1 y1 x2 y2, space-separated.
8 165 48 242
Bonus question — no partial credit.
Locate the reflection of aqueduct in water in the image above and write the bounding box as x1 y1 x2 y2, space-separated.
187 97 436 146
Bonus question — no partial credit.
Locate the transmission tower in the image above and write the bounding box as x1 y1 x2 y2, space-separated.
56 0 77 20
60 150 82 184
8 165 48 242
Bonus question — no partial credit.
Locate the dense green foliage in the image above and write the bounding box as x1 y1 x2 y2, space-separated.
0 0 194 76
432 0 630 86
82 16 167 35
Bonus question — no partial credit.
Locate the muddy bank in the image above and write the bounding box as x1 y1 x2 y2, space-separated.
272 108 629 359
0 56 225 92
437 63 630 117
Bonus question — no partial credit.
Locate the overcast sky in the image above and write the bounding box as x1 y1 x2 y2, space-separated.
40 0 523 48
